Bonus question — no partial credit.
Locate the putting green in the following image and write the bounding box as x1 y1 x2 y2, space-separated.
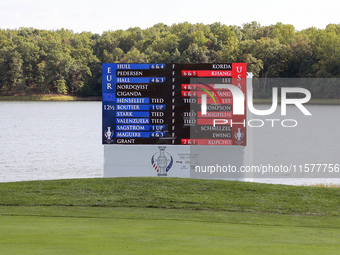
1 207 339 255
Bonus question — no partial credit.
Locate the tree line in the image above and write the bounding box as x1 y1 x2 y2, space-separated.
0 22 339 98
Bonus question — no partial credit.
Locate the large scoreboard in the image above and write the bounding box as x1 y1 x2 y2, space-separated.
102 63 247 146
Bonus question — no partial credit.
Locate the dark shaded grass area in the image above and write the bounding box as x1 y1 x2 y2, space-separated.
0 177 339 217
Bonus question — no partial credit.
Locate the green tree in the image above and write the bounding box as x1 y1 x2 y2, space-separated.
36 61 48 94
54 79 67 94
181 43 209 63
253 38 289 94
171 48 181 62
121 47 147 63
0 30 12 49
191 31 208 47
0 46 24 94
313 28 340 77
242 21 262 40
286 33 313 77
270 23 296 44
254 38 289 77
151 34 179 54
210 23 239 61
16 41 40 90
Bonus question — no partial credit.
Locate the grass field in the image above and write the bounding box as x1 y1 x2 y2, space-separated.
0 178 339 254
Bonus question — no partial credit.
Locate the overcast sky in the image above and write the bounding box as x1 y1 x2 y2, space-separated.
0 0 339 34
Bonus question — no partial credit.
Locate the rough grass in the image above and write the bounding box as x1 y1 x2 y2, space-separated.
0 177 339 217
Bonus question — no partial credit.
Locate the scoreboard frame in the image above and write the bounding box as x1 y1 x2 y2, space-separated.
102 63 247 146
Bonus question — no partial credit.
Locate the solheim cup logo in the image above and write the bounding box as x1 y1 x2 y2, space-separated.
234 127 245 145
104 127 114 143
151 146 173 176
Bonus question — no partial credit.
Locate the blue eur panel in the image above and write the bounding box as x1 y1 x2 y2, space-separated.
103 64 117 144
102 63 168 144
102 64 117 94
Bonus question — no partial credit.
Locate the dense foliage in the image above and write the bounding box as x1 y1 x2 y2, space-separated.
0 22 339 98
